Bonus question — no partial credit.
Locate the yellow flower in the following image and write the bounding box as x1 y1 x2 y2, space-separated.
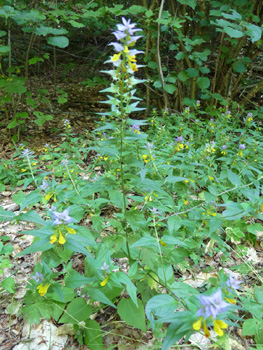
175 143 184 151
50 232 57 244
45 192 53 201
160 240 167 246
65 226 76 234
225 298 236 304
193 317 227 338
58 228 66 245
213 319 228 336
100 275 109 287
37 283 50 296
111 53 122 62
142 155 151 163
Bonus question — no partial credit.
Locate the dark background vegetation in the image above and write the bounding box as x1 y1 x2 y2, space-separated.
1 0 263 140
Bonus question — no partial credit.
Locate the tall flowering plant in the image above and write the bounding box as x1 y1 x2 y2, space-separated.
101 17 144 122
99 18 144 260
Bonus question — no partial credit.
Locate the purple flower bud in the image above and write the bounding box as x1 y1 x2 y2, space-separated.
61 158 69 166
40 179 49 190
32 272 43 284
175 136 184 143
149 207 159 215
222 145 227 149
22 149 34 158
239 144 246 150
226 275 242 292
101 262 110 271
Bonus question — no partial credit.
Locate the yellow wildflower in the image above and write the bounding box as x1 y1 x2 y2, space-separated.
37 283 50 296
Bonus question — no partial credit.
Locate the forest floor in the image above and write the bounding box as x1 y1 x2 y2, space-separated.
0 80 258 350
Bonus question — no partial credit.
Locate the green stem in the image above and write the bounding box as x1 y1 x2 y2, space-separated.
153 215 167 288
65 163 80 195
118 56 131 261
26 154 37 187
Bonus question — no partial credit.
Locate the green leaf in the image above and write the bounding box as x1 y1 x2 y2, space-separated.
20 191 42 211
209 216 223 235
178 71 189 82
64 269 89 288
164 84 176 94
41 250 62 268
197 77 210 90
58 96 67 104
175 52 185 60
186 68 199 78
60 298 92 324
1 276 15 293
146 9 153 17
12 190 25 206
117 298 146 331
16 237 53 256
224 27 244 38
177 0 196 9
242 319 258 336
247 223 263 236
7 119 18 129
168 216 182 234
204 191 216 203
165 176 188 183
87 288 116 308
47 36 69 48
29 56 44 65
69 20 84 28
18 210 45 225
108 190 124 209
0 207 16 222
227 169 242 186
245 23 262 43
0 46 10 54
222 202 244 219
146 295 178 330
161 235 187 247
127 5 145 14
233 61 246 73
130 237 157 249
84 319 103 350
64 235 94 256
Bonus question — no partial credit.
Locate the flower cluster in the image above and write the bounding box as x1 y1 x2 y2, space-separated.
21 149 34 158
226 274 242 293
221 144 227 155
174 136 184 151
237 144 246 157
193 289 230 337
132 124 140 134
247 112 253 122
32 272 50 296
40 179 49 191
222 110 231 119
110 17 143 73
49 208 76 245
